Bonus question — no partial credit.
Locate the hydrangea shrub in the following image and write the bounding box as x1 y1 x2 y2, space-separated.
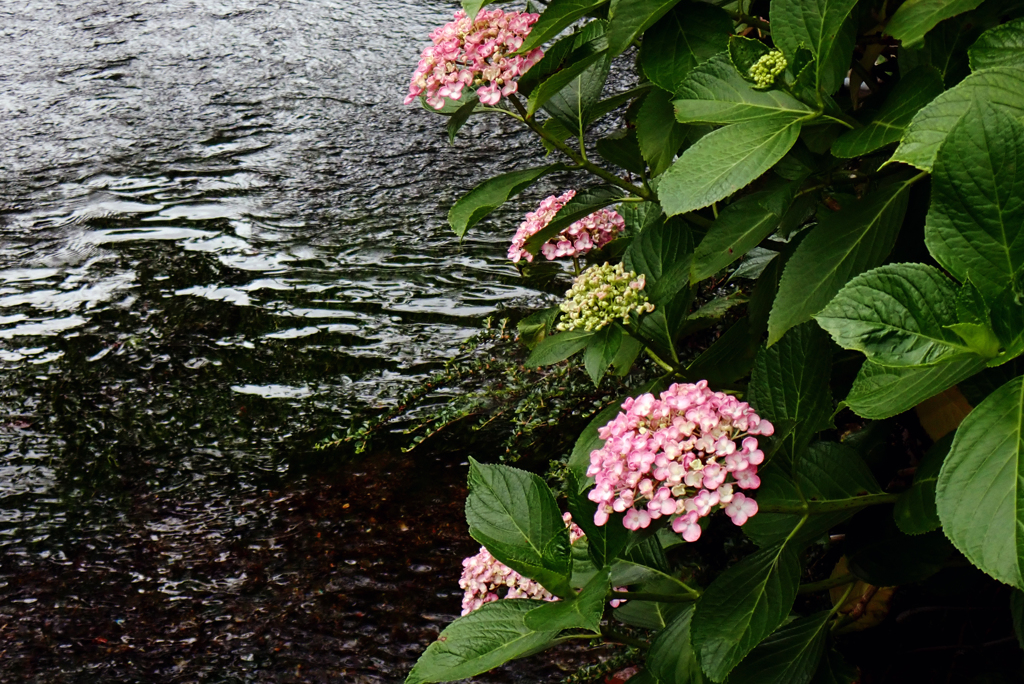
402 1 1024 682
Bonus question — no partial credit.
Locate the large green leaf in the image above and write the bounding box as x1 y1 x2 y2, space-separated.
542 22 613 131
674 54 814 124
447 94 481 144
636 87 690 177
937 375 1024 589
597 129 646 174
613 580 687 629
750 323 834 460
895 432 953 535
606 0 683 57
584 323 623 385
640 2 732 94
810 648 860 684
815 263 974 367
970 18 1024 71
624 213 693 303
518 0 610 53
768 178 913 345
886 0 985 48
466 459 572 596
925 105 1024 300
690 187 793 283
842 354 988 419
685 316 762 386
728 611 831 684
647 605 705 684
405 599 558 684
691 543 802 682
745 442 882 546
526 330 595 367
448 164 566 237
524 567 610 632
659 114 804 216
846 514 953 585
526 35 610 117
831 66 945 158
889 66 1024 171
770 0 859 94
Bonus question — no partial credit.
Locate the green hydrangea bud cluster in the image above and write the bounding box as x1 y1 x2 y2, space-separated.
749 50 787 88
556 262 655 332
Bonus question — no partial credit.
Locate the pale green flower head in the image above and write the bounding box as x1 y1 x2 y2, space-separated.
556 262 655 332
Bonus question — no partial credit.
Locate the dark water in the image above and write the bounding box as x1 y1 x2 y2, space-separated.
0 1 590 680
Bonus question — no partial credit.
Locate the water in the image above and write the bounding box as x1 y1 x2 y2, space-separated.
0 1 594 680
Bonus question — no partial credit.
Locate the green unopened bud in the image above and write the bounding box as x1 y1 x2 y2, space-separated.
749 50 787 88
556 262 655 332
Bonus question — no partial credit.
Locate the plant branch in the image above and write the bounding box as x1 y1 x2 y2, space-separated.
759 492 900 515
506 94 653 201
799 572 856 594
601 626 651 650
611 591 697 603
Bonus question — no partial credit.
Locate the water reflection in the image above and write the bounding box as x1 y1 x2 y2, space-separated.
0 0 584 679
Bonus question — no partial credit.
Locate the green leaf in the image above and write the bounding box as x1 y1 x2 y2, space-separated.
886 0 985 48
448 164 566 237
647 605 704 684
525 567 610 632
613 580 686 629
770 0 859 94
460 0 493 19
925 104 1024 300
832 66 945 158
674 54 814 124
810 648 859 684
640 2 732 94
745 442 882 546
1013 589 1024 650
405 599 558 684
606 0 683 57
447 95 480 144
567 474 629 567
815 263 973 367
518 306 562 350
889 66 1024 172
527 35 610 117
526 330 595 367
768 178 913 345
685 317 761 386
728 35 771 83
970 18 1024 71
659 114 804 216
624 215 693 302
895 432 953 535
466 459 572 596
541 21 613 131
523 186 625 256
597 129 646 174
690 187 793 283
585 323 623 385
936 375 1024 589
728 611 831 684
691 543 802 682
586 83 656 126
519 0 609 53
637 87 690 177
750 323 834 459
846 516 953 585
842 354 989 419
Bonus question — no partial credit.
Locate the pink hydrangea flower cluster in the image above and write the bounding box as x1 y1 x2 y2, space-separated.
405 9 544 109
586 381 774 543
508 190 626 263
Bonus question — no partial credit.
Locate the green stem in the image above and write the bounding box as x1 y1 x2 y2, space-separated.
601 626 651 650
830 584 856 618
506 94 653 201
646 348 677 374
759 492 900 515
798 572 856 595
611 591 697 603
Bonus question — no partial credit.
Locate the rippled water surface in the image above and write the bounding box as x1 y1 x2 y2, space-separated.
0 1 587 680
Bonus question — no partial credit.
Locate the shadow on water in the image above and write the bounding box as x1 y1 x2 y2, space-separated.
0 0 603 680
